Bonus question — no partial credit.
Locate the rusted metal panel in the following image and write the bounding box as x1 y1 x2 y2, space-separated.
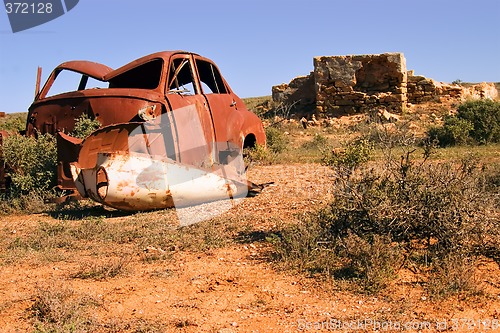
71 105 251 211
34 67 42 98
71 152 249 211
103 51 177 82
35 61 113 101
28 93 164 136
0 131 6 191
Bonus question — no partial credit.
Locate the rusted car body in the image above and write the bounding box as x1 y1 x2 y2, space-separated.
3 51 265 210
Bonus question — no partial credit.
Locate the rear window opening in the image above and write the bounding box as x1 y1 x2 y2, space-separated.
108 59 163 90
196 60 228 94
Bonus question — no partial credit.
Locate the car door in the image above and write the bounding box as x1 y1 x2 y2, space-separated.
194 56 245 161
164 54 216 167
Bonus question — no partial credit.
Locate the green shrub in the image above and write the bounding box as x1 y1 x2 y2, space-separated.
2 133 57 197
244 144 271 164
71 113 101 139
428 99 500 146
322 138 373 174
428 117 474 146
265 126 288 154
244 127 288 164
456 99 500 144
301 133 331 151
0 113 26 133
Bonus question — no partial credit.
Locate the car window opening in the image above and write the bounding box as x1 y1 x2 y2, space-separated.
167 58 195 95
45 69 108 97
196 60 227 94
108 59 163 90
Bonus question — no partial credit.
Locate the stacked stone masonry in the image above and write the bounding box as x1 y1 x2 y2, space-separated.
272 52 498 117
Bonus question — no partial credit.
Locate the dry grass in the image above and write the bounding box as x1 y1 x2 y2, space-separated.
30 286 100 333
0 208 252 267
427 254 484 300
71 256 130 280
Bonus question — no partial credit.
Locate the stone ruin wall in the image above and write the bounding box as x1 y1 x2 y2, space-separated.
272 74 316 111
272 52 498 118
314 53 407 115
407 74 498 104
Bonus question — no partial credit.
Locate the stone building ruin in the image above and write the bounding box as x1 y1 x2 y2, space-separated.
272 52 498 117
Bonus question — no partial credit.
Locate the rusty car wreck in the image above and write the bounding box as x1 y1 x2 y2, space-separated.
2 51 266 211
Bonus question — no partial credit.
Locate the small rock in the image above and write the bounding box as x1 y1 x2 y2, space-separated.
218 329 235 333
143 246 165 254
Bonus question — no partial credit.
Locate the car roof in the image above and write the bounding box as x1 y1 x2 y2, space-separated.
103 50 200 81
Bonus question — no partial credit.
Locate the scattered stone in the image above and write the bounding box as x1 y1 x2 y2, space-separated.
143 246 165 254
300 117 308 129
218 329 236 333
377 109 400 123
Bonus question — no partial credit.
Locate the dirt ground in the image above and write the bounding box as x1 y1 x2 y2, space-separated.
0 164 499 332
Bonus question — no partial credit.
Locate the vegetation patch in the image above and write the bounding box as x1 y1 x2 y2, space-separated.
71 256 129 280
2 133 57 197
0 113 102 213
30 286 99 333
71 113 101 139
269 129 499 296
428 99 500 146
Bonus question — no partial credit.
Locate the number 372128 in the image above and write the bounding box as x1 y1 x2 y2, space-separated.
5 2 53 14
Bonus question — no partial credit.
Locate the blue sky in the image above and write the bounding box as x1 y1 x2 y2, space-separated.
0 0 499 113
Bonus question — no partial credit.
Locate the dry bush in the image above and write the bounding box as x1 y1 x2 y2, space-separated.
101 318 169 333
3 217 129 264
327 155 497 256
270 128 499 296
427 253 484 299
0 191 48 215
7 220 75 262
71 256 129 280
30 286 99 333
300 133 332 151
339 233 402 293
270 220 402 293
269 218 336 276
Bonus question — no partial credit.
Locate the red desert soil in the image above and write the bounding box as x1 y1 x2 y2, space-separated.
0 164 499 332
